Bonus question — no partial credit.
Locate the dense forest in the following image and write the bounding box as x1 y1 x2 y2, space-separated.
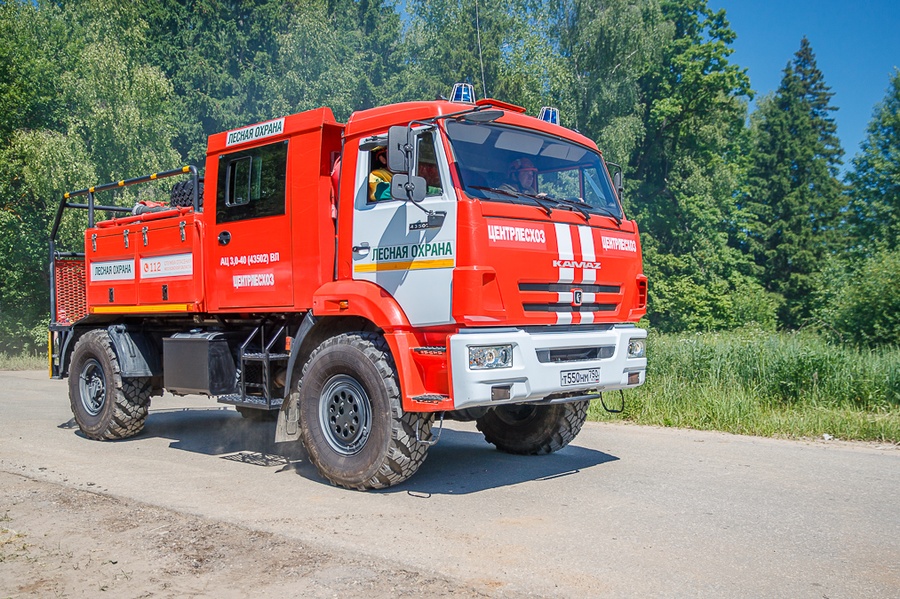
1 0 898 354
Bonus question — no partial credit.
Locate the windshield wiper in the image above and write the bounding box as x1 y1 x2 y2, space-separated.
544 196 592 222
547 194 623 226
471 186 553 216
588 203 623 225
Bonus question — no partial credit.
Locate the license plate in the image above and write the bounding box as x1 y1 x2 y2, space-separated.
560 368 600 387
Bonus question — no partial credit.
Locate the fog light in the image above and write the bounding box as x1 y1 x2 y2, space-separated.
469 345 513 370
627 339 645 358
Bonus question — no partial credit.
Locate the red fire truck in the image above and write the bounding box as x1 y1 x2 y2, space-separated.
49 85 648 489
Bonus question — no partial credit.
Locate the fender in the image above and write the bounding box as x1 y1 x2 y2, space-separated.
106 325 162 377
311 279 411 331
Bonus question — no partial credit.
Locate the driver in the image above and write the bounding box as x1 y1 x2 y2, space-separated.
503 157 538 194
368 146 393 201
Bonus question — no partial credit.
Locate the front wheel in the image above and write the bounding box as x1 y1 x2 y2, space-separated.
298 332 433 490
68 329 151 440
476 400 589 455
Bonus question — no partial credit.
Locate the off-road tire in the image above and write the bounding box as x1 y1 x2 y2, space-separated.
68 329 151 440
475 400 589 455
169 179 203 208
298 332 433 490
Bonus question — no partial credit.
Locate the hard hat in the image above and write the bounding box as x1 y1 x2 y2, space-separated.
509 157 537 176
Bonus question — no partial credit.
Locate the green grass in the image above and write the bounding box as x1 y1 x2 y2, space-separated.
589 328 900 443
0 352 46 371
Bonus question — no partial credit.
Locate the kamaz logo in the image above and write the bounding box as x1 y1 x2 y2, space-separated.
553 260 602 270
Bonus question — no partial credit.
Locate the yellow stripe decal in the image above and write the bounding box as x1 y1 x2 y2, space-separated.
91 303 195 314
354 259 454 273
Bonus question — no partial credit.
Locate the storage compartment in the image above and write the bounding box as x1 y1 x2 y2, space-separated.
84 210 203 314
163 332 237 395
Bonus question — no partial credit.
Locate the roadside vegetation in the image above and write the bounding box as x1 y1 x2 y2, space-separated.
0 352 45 371
590 328 900 443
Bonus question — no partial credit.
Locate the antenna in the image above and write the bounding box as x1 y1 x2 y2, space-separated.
474 0 487 99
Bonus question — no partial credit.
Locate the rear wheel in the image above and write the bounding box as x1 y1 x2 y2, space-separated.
298 332 433 490
68 329 151 440
475 400 589 455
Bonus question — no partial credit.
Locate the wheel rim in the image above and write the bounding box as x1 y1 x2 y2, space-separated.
318 374 372 455
79 358 106 416
494 404 538 426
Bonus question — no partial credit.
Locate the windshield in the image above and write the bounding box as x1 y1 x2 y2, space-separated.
445 120 623 220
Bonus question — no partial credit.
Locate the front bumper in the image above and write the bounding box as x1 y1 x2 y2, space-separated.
448 324 647 410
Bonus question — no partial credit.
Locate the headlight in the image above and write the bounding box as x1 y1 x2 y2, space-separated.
469 345 513 370
627 339 646 358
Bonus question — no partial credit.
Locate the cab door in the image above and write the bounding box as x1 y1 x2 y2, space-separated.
351 130 457 326
211 140 294 310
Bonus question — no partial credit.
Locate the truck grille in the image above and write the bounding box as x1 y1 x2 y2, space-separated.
536 346 615 363
518 281 621 315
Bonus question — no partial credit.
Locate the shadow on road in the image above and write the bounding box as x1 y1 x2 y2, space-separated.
60 406 618 494
388 427 619 495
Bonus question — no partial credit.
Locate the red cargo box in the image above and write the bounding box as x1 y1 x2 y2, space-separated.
85 208 204 315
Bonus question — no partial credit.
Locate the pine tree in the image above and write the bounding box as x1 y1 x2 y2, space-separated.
743 37 844 329
846 69 900 251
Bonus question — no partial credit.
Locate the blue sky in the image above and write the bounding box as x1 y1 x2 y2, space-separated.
712 0 900 167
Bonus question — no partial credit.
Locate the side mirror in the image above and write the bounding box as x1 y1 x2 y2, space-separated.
387 126 413 174
607 161 624 199
390 174 427 203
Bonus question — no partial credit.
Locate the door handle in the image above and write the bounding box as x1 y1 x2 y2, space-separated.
218 231 231 246
352 242 370 254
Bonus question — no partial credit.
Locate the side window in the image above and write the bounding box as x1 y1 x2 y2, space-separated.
217 141 288 224
415 133 443 197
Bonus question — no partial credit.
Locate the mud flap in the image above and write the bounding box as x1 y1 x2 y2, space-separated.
275 391 301 442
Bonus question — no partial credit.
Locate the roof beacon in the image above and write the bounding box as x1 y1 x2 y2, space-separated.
450 83 476 104
538 106 560 125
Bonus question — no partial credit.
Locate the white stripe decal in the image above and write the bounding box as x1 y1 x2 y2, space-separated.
580 312 595 324
556 223 574 259
578 226 595 260
555 223 575 283
578 225 596 284
556 312 573 325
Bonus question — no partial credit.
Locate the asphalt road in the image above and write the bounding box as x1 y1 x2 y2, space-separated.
1 370 898 598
